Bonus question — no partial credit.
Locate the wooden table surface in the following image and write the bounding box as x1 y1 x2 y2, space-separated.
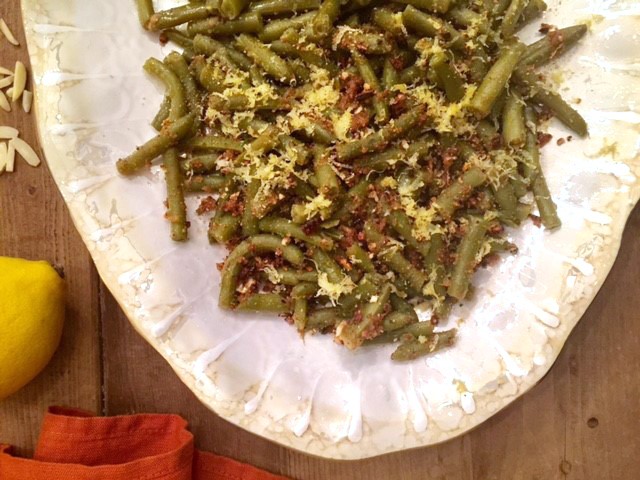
1 4 639 479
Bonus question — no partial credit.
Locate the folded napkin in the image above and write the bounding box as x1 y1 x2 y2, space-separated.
0 407 289 480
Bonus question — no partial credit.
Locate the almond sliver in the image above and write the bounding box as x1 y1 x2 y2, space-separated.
0 66 12 75
0 91 10 112
11 137 41 167
0 126 19 139
22 90 33 113
0 19 19 46
6 139 15 172
12 61 26 102
0 142 7 174
0 75 13 89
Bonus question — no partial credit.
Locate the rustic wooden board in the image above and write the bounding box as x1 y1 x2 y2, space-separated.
0 5 102 457
1 0 640 476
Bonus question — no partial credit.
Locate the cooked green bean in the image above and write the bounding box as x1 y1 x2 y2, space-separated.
354 139 433 172
502 91 526 146
148 4 214 31
164 52 201 122
351 50 390 124
236 293 289 312
469 40 526 118
192 35 254 70
391 329 456 360
532 89 588 137
162 30 194 50
270 41 339 75
336 105 427 161
314 154 341 197
235 34 296 83
117 113 196 175
382 58 400 89
306 307 345 330
436 167 487 218
339 31 393 55
180 154 219 174
258 12 317 41
346 243 376 273
402 6 463 49
388 210 431 259
250 0 320 15
431 52 464 102
394 0 451 14
383 311 417 332
448 216 488 300
144 58 187 121
259 217 334 249
336 283 392 349
312 248 345 284
311 0 341 39
493 180 519 224
220 234 304 308
291 282 319 330
517 0 546 27
185 135 243 152
187 12 264 36
372 8 407 36
524 108 561 229
275 269 319 285
242 180 261 236
221 0 250 20
184 174 228 192
163 149 189 241
136 0 155 29
366 320 434 344
209 214 241 244
501 0 528 38
152 96 171 131
519 24 587 69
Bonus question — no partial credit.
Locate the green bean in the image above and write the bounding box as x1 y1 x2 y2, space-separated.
337 105 427 161
306 307 345 330
250 0 320 15
477 119 498 142
148 4 214 31
364 222 427 292
469 40 526 118
346 243 376 273
258 12 317 42
524 108 561 229
242 180 261 236
517 0 546 28
136 0 155 29
491 0 511 16
383 311 417 332
355 139 433 172
431 52 464 102
235 34 296 83
501 0 528 38
187 12 264 37
209 214 241 244
351 50 390 124
336 283 392 350
401 6 463 49
184 174 229 192
314 154 341 197
502 92 526 146
221 0 250 20
162 30 194 50
185 135 243 152
366 320 434 344
382 58 400 89
164 52 201 121
372 8 406 37
339 31 393 55
493 180 519 224
391 329 456 360
532 89 588 137
259 217 334 249
435 167 487 218
312 248 345 284
144 58 187 121
469 44 490 84
270 41 339 75
220 234 304 308
311 0 341 39
163 149 189 241
192 35 253 70
331 179 370 221
236 293 289 312
208 94 292 112
180 154 219 174
151 97 171 131
394 0 451 14
448 216 488 300
447 7 486 31
519 25 587 69
388 210 431 259
275 269 319 285
291 283 319 330
117 113 196 175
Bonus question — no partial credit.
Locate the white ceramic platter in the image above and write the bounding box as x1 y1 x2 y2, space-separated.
21 0 640 459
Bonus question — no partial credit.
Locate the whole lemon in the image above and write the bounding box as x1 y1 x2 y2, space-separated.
0 256 65 400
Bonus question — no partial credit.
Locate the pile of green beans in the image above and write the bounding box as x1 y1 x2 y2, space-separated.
123 0 588 361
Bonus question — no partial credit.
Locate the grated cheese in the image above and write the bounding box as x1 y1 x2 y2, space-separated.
316 272 356 305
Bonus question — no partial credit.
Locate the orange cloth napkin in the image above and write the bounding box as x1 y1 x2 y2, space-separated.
0 407 289 480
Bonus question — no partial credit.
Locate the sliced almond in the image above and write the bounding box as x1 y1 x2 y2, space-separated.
0 75 13 89
0 19 20 46
0 90 10 112
12 61 26 102
0 126 19 139
11 136 41 167
6 139 15 172
0 142 7 174
5 87 12 99
22 90 33 113
0 66 12 75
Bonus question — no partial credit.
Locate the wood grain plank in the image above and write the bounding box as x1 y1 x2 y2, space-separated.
102 205 640 480
0 4 102 456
